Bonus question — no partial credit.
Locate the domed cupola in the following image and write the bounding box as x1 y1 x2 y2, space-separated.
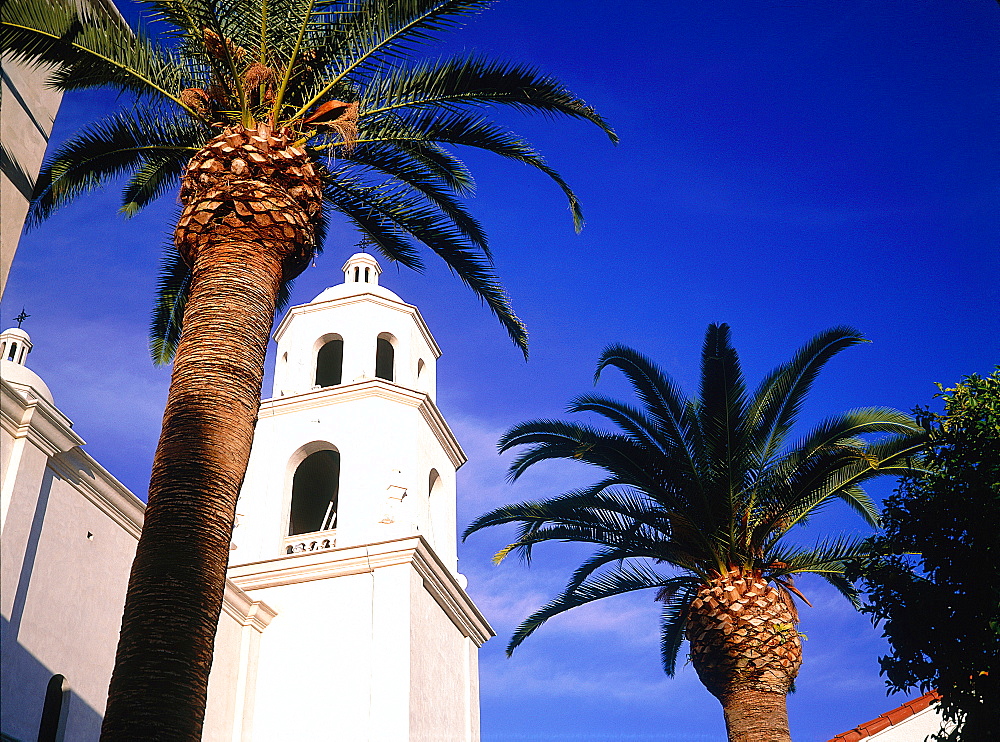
342 251 381 287
1 325 32 365
0 325 53 404
270 253 438 400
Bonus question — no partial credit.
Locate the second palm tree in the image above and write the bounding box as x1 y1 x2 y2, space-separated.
466 324 928 742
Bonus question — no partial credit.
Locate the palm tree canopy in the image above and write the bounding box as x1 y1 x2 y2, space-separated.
2 0 617 359
464 324 928 674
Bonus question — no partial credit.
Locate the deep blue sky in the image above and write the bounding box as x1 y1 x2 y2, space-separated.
4 1 998 739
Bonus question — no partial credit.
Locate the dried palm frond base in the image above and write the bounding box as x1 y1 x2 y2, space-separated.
176 122 323 278
686 568 802 700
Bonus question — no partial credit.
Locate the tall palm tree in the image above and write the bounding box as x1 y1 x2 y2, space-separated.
2 0 615 738
465 325 927 742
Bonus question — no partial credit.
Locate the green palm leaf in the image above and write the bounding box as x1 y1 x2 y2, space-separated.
361 54 617 140
468 325 930 680
507 563 682 655
659 581 699 676
29 109 204 223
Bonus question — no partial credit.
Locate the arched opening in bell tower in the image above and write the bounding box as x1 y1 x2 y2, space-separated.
376 333 395 381
288 449 340 536
315 336 344 387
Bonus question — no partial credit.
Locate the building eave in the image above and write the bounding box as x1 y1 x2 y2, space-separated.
228 535 494 646
259 378 468 468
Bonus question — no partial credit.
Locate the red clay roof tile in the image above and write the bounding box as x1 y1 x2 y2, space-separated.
826 690 940 741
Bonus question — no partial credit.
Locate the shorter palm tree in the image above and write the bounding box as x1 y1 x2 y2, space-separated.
465 324 927 742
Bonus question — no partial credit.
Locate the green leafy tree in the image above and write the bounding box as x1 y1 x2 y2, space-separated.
466 324 927 742
1 0 615 737
849 370 1000 741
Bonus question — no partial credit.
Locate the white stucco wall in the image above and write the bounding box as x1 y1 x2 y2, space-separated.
234 381 463 569
409 568 480 742
858 705 952 741
228 537 491 742
0 57 62 299
0 378 272 742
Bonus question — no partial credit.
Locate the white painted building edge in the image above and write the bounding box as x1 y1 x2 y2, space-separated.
0 374 274 622
229 534 494 646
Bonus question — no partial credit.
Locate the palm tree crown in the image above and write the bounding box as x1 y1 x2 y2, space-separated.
3 0 616 358
465 324 927 741
3 2 616 737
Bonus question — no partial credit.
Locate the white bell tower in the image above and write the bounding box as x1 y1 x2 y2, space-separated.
225 254 492 741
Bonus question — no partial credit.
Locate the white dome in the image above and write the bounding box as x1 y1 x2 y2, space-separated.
311 281 404 304
311 253 405 304
1 359 53 404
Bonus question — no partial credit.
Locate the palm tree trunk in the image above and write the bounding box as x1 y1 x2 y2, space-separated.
718 686 792 742
101 124 318 741
100 235 284 740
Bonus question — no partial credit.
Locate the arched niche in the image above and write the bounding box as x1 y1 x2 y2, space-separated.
376 333 396 382
423 469 443 541
314 334 344 387
288 446 340 536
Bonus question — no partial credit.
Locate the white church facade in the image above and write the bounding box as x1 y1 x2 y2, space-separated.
0 254 493 741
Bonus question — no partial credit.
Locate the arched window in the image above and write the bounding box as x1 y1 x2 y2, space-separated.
289 450 340 536
315 338 344 387
7 342 17 361
37 674 68 742
354 266 360 282
375 336 394 381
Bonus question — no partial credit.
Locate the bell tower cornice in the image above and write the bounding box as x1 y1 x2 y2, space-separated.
257 378 467 470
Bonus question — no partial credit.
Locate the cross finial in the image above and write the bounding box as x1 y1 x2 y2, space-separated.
14 308 29 328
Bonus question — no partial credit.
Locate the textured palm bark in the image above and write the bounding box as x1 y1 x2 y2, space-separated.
100 237 283 740
719 687 792 742
686 569 801 742
101 125 319 741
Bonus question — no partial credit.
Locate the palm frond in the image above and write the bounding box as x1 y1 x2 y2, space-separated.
291 0 494 118
323 173 527 354
30 109 205 223
498 419 662 491
507 563 682 655
748 326 868 467
595 344 702 483
568 393 675 457
788 407 924 462
339 142 488 250
361 54 617 141
659 582 699 676
150 245 191 366
351 109 586 230
2 0 192 107
696 323 750 526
